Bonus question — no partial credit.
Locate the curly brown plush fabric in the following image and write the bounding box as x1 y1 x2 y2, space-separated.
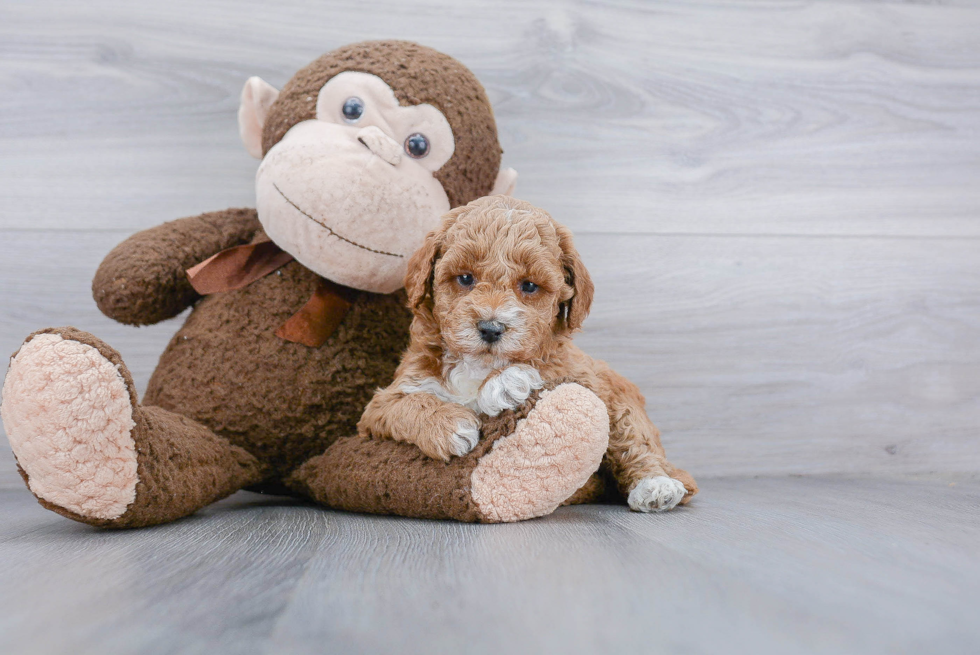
14 327 265 529
287 379 606 522
130 216 414 483
262 40 502 208
286 382 578 522
92 209 261 326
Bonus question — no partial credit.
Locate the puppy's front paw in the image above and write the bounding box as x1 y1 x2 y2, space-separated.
448 419 481 457
477 365 544 416
628 476 686 513
415 407 481 462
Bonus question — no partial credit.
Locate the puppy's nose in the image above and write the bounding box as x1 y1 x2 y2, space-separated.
477 320 506 344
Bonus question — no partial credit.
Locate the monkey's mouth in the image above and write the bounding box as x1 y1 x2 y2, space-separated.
272 183 404 258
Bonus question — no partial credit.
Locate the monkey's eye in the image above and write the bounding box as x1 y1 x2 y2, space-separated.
520 281 539 294
456 273 475 288
405 133 430 158
342 97 365 122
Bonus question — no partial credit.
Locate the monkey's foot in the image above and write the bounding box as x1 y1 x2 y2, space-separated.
470 382 609 522
2 328 264 529
288 381 609 523
1 328 139 521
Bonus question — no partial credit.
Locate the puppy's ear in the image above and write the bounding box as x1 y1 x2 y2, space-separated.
555 223 594 332
405 209 465 314
405 229 443 314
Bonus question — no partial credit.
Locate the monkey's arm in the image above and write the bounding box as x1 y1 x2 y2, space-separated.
92 208 262 325
358 382 481 462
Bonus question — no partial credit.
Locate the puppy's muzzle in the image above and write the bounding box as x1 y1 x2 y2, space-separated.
477 320 506 344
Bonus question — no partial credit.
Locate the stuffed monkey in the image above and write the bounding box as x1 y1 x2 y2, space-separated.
1 41 609 527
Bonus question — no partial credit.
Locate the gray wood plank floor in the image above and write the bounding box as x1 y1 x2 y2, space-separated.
1 1 979 653
1 476 977 655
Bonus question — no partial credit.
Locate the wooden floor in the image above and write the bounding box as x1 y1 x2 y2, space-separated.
0 476 977 655
2 0 979 653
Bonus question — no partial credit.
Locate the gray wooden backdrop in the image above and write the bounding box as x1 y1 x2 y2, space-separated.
2 0 979 487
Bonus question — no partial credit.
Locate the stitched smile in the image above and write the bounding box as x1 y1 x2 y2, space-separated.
273 183 404 258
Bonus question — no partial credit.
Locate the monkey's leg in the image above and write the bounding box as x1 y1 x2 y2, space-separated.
1 328 264 529
286 381 609 523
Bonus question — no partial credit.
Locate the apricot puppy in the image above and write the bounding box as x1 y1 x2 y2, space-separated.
358 195 696 512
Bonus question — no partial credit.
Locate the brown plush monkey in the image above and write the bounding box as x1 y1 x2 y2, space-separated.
1 41 608 527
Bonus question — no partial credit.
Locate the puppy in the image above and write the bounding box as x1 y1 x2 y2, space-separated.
358 196 695 512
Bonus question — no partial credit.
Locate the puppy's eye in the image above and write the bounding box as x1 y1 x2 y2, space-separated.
520 280 538 294
457 273 475 288
342 97 365 122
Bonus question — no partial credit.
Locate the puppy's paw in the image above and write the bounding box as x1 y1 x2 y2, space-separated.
628 476 687 513
448 419 481 457
477 365 544 416
415 406 481 462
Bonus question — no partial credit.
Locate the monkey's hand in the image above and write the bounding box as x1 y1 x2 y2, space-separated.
92 208 261 325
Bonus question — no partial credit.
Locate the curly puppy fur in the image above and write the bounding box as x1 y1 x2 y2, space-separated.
358 196 697 510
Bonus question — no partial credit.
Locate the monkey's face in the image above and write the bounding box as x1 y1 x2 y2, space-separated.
240 41 513 294
250 72 455 293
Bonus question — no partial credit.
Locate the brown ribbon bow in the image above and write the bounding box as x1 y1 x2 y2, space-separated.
186 236 352 347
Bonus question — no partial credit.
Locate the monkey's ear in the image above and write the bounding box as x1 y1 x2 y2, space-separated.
555 223 594 333
491 167 518 196
238 77 280 159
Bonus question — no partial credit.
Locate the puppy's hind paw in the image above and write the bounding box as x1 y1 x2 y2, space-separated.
628 476 687 513
477 365 544 416
448 419 481 457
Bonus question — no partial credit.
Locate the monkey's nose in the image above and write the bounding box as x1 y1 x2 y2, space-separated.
477 320 506 344
356 125 402 166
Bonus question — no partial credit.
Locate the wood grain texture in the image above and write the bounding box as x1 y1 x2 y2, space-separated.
0 476 977 654
2 3 979 652
2 0 979 235
0 2 977 501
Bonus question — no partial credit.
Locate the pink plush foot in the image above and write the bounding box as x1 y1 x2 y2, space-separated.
470 382 609 522
1 331 139 520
